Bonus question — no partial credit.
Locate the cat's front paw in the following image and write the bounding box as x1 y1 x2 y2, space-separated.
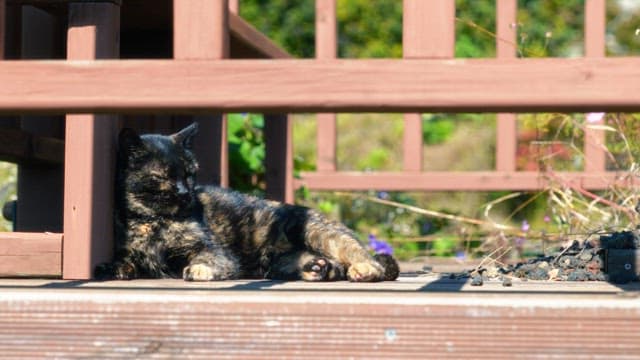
183 263 228 281
347 262 384 282
94 262 137 280
301 257 345 281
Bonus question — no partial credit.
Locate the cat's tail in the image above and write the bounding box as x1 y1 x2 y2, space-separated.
373 254 400 281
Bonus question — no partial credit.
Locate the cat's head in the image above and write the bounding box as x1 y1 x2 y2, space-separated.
118 123 200 217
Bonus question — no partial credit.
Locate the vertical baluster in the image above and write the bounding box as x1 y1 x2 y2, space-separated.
315 0 337 172
402 0 455 172
584 0 606 172
496 0 517 172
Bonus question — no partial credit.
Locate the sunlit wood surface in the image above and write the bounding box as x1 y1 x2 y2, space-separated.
1 276 639 359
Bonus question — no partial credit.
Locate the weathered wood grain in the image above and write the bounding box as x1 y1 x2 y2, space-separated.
0 280 639 358
0 232 62 277
0 58 638 114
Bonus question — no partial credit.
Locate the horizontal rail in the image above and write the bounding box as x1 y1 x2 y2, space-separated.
0 232 62 277
294 171 638 191
0 58 639 113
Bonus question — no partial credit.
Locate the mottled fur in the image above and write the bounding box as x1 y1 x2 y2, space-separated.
95 123 399 282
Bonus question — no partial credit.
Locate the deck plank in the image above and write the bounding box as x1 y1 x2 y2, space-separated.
0 277 639 358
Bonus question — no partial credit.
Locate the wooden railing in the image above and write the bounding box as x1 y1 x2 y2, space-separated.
0 0 639 279
294 0 627 196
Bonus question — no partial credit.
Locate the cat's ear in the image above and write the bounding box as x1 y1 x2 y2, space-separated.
118 127 143 152
172 122 199 150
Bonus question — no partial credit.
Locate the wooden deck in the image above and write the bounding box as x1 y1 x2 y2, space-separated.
2 274 640 359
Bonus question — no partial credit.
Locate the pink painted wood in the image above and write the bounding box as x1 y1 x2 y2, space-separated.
402 0 455 172
584 0 607 172
63 2 120 280
228 0 238 14
315 0 337 172
294 171 636 191
0 58 639 114
174 0 229 186
496 0 518 172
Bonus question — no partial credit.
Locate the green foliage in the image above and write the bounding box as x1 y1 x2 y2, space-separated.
239 0 316 58
455 0 496 57
336 0 402 58
516 0 584 57
228 113 266 194
607 2 640 55
421 115 456 145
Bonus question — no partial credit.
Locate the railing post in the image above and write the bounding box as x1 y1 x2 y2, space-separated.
402 0 455 172
496 0 518 172
315 0 337 172
584 0 606 172
63 1 120 279
174 0 229 186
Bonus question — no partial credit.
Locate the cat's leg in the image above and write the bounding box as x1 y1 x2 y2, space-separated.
183 244 240 281
300 210 386 282
267 250 345 281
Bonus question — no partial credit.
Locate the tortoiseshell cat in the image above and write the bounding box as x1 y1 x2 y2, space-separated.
95 123 399 282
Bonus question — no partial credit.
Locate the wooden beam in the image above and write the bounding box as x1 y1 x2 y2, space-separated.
229 12 291 59
63 2 119 280
584 0 606 173
294 171 637 191
0 58 639 113
0 128 63 164
174 0 229 187
495 0 518 172
0 232 62 277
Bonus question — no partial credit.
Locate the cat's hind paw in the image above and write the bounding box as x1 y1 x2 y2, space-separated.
347 262 385 282
183 263 216 281
301 257 344 281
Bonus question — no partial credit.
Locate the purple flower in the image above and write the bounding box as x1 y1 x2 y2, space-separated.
521 220 530 232
543 215 551 223
514 237 526 247
377 191 390 200
368 234 393 255
455 250 466 261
